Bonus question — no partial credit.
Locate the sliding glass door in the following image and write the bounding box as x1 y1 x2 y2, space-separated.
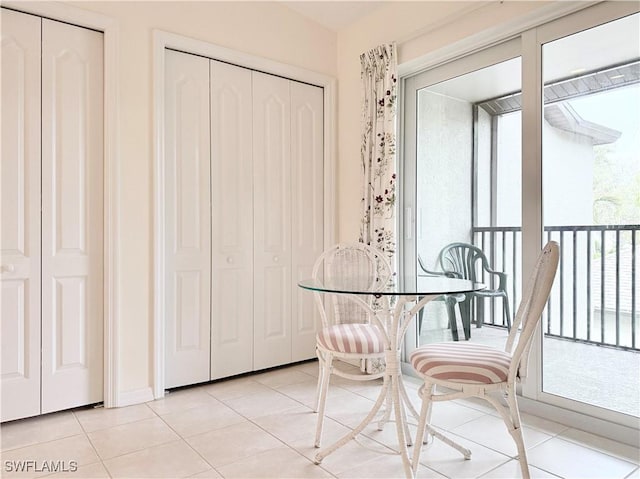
401 2 639 427
538 8 639 419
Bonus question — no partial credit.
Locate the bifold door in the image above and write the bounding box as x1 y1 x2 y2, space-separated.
209 60 254 380
1 8 42 422
164 48 324 388
1 9 104 421
164 50 212 388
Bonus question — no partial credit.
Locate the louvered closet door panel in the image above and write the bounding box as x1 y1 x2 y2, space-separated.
290 82 324 362
253 72 292 370
41 19 104 413
210 60 253 379
0 9 42 422
164 50 211 388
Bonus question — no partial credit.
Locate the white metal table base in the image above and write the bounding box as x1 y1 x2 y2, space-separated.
313 348 416 478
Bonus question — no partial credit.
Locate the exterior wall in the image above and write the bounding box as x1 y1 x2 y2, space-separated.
416 91 472 269
542 122 595 226
58 1 337 396
494 115 595 227
496 111 522 226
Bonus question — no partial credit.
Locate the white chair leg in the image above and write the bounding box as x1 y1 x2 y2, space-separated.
506 391 530 479
315 353 333 448
315 377 391 465
313 351 324 413
485 391 530 479
412 382 432 471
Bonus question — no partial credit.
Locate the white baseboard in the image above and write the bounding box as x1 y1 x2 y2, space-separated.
117 387 154 408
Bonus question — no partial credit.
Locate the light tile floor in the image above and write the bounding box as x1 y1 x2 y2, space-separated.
1 361 639 479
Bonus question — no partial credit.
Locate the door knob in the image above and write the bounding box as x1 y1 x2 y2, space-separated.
273 256 279 263
227 257 234 264
1 264 15 273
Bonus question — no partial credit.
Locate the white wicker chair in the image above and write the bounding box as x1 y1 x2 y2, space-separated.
311 243 392 447
410 241 559 479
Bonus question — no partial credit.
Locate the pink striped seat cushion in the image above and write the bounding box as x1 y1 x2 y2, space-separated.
410 343 511 384
317 324 386 354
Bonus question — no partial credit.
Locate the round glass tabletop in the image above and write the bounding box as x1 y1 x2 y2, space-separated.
298 275 485 296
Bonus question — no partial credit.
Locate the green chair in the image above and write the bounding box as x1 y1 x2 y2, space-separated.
418 243 511 340
440 242 511 333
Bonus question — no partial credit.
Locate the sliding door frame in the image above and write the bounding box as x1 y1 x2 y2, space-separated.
519 2 640 431
399 0 640 443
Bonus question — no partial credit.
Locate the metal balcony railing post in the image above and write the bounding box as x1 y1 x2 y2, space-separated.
601 230 606 345
587 231 592 342
573 231 577 340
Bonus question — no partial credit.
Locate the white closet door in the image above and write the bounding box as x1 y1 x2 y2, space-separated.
253 72 292 370
41 19 104 413
290 82 324 362
164 50 211 388
210 61 254 379
1 9 42 422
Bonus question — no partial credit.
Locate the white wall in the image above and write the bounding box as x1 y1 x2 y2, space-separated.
336 1 559 241
60 1 337 396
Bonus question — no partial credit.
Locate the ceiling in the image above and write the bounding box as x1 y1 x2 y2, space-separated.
280 1 386 31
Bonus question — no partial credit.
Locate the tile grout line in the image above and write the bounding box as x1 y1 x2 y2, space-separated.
624 465 639 479
71 409 114 479
0 411 87 454
78 414 184 469
154 413 225 478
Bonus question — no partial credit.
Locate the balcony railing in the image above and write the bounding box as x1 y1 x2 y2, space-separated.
472 225 639 351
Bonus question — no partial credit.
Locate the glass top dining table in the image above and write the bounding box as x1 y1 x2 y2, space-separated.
298 275 486 478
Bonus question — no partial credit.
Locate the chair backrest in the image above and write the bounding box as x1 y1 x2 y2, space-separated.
312 243 392 327
505 241 559 382
438 242 492 282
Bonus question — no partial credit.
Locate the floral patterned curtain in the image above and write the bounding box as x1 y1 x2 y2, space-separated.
359 43 398 271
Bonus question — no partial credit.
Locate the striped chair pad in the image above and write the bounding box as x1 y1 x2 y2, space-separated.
410 343 512 384
317 324 386 354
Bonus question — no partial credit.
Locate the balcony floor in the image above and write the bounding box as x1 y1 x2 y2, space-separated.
418 312 640 418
